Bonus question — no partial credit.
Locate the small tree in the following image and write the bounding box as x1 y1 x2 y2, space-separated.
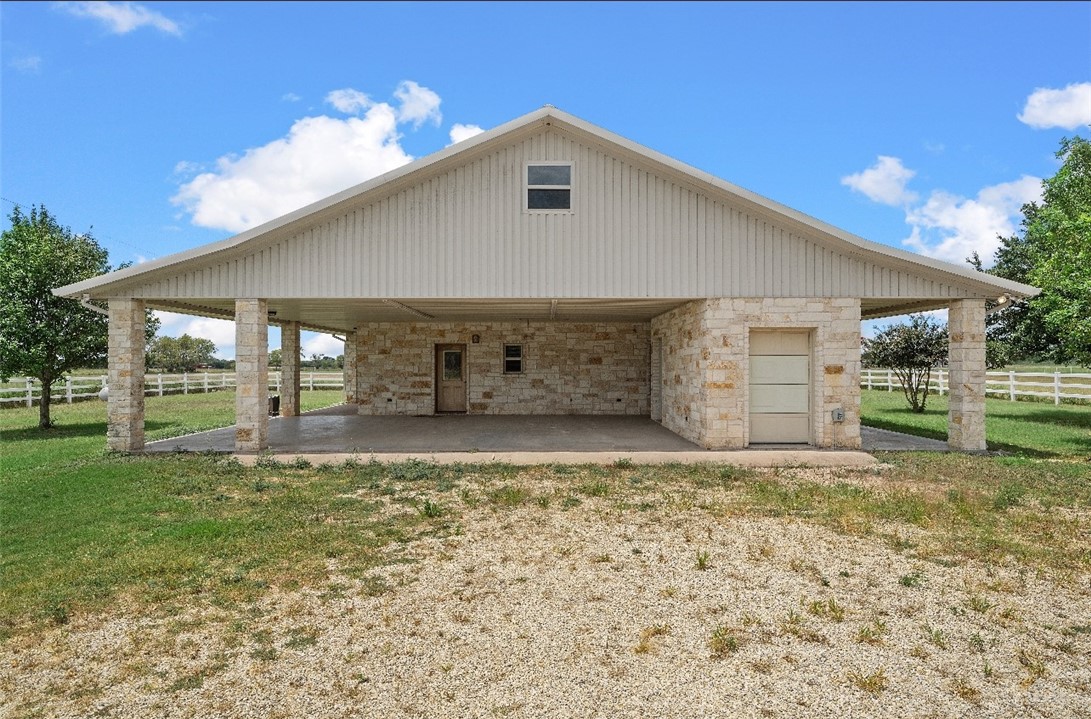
0 205 157 428
147 334 218 372
862 314 948 413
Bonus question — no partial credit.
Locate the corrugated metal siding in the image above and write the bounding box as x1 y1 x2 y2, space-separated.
123 128 976 301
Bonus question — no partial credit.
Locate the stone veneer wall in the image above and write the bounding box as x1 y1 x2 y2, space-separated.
107 298 146 451
947 299 987 451
651 298 861 449
234 299 268 452
354 322 649 415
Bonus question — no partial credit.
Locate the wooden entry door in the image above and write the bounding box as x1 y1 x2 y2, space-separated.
435 344 467 413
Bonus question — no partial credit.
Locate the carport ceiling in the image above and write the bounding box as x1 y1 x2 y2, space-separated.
148 298 699 333
148 296 951 333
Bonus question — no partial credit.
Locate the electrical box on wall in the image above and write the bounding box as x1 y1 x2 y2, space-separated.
831 407 845 423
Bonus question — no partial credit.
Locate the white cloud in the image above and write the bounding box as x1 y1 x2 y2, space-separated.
172 103 414 232
841 156 918 206
302 333 344 358
902 176 1042 264
1018 82 1091 130
9 55 42 73
394 80 442 128
449 123 485 145
326 88 372 114
281 92 301 103
58 1 182 36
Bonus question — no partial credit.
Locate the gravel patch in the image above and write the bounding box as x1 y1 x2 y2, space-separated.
4 500 1089 718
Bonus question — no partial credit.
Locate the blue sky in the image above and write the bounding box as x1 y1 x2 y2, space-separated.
3 1 1089 358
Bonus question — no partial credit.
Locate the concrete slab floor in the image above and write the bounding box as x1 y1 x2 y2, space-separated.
143 404 947 466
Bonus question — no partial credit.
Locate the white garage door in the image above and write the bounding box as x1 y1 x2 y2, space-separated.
749 330 811 443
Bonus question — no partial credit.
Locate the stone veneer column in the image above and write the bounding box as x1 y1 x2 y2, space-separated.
343 330 358 405
235 299 268 452
107 298 146 451
280 321 301 417
947 299 987 451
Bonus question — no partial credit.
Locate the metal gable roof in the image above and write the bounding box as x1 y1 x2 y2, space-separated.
54 106 1038 303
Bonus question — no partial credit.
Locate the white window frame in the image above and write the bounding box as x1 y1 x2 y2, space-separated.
503 343 524 374
524 161 574 214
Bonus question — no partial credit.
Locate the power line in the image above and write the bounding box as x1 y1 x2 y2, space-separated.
0 195 158 261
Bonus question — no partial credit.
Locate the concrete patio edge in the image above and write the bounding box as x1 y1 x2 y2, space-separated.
233 450 879 467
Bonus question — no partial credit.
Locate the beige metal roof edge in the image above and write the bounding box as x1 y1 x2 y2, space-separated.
543 109 1040 301
55 105 1039 301
53 107 558 299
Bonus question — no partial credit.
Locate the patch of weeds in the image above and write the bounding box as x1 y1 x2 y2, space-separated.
458 488 480 507
579 480 609 498
250 645 278 662
289 456 312 470
967 595 993 613
252 477 273 493
534 495 551 509
923 624 948 650
389 458 443 482
254 453 284 469
806 597 845 623
856 620 888 645
633 624 671 654
419 499 445 518
951 678 982 704
487 484 530 507
167 665 223 693
968 633 987 653
992 481 1026 511
909 644 930 660
847 667 888 694
709 625 741 658
284 626 320 650
748 540 775 561
780 610 828 644
592 554 612 564
749 659 774 674
741 612 760 627
614 457 634 469
46 601 70 626
561 495 582 510
983 661 995 679
884 532 918 552
551 465 575 476
1017 648 1048 687
659 586 678 598
360 576 392 598
695 550 711 571
997 606 1022 623
899 570 925 588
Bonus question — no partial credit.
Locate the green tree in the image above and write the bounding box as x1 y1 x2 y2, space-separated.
862 314 948 413
268 348 282 368
146 334 218 372
0 205 158 428
983 135 1091 364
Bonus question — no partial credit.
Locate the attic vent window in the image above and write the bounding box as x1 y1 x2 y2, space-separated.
526 162 572 211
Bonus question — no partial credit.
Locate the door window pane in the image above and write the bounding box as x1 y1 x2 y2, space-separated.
443 350 462 380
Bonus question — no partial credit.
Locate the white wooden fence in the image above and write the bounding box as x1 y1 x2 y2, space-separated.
0 372 344 407
861 369 1091 405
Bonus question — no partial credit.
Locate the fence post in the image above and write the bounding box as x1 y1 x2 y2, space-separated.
66 377 73 403
886 369 892 392
1008 370 1015 401
222 373 228 388
203 372 209 393
866 370 872 390
182 372 188 394
25 377 33 407
938 369 945 396
308 372 314 391
1054 372 1061 406
156 373 163 396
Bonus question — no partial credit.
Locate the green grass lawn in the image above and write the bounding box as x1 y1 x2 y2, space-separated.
860 389 1091 458
2 390 1088 643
